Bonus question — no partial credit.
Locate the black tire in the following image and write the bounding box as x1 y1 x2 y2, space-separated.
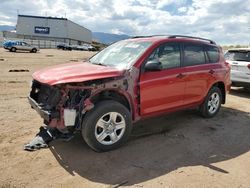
82 100 132 152
10 47 16 52
31 48 37 53
199 86 222 118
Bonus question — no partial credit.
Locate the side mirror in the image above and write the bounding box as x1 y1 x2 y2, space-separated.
145 60 162 71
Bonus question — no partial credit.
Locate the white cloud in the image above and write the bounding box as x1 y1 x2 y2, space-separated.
0 0 249 45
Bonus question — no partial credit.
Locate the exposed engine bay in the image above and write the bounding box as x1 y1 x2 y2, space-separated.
29 80 91 130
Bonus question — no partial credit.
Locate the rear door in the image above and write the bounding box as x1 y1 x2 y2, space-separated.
182 43 218 105
139 42 186 116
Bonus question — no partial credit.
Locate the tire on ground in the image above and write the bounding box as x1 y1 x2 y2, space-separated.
11 47 16 52
82 100 132 152
199 86 222 118
31 48 37 53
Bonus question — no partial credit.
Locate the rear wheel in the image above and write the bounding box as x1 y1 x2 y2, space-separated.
31 48 37 53
199 87 222 118
82 100 132 152
10 47 16 52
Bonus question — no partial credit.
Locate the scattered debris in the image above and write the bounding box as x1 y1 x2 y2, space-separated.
110 181 128 188
132 164 144 169
24 127 54 151
215 123 223 127
70 59 78 62
46 55 54 57
134 184 144 188
9 69 29 72
8 81 26 83
131 127 172 138
208 127 217 131
24 126 74 151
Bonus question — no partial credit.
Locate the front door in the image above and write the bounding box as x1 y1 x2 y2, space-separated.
139 43 186 116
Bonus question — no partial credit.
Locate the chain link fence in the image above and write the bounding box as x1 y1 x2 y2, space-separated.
0 37 64 49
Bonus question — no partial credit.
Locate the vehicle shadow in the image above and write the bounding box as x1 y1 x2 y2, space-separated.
229 87 250 99
50 107 250 186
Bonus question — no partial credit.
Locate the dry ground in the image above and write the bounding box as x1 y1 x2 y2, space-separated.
0 48 249 188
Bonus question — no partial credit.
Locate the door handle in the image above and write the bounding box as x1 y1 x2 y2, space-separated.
176 73 185 79
209 69 215 74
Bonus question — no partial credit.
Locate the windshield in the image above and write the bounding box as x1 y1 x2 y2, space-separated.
225 50 250 62
89 40 152 69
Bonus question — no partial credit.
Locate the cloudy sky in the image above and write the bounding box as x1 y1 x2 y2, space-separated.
0 0 249 45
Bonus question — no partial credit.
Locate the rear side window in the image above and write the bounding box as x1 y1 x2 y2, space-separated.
184 45 205 66
206 46 220 63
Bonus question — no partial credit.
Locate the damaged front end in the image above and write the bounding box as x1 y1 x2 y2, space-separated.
25 80 93 150
28 80 92 131
25 73 136 151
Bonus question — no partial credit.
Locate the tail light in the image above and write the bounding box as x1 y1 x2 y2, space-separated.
248 64 250 69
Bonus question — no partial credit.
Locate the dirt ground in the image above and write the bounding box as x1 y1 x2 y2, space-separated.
0 48 249 188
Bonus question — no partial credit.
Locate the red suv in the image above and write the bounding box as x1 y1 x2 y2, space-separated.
29 35 231 152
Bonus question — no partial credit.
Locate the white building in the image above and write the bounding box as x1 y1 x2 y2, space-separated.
16 15 92 44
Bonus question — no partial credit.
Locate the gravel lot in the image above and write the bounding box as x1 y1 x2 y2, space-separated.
0 48 249 188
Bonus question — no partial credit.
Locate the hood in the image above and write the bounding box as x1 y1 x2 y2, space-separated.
32 61 124 85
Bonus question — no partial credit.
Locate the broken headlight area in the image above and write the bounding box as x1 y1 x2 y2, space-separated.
29 80 91 131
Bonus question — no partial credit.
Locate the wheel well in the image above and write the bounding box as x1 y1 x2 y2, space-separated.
212 82 226 104
91 90 131 111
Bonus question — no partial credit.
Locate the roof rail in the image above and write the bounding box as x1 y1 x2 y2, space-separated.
168 35 216 44
131 35 167 38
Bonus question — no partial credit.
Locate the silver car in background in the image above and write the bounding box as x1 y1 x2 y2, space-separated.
225 48 250 89
6 41 39 53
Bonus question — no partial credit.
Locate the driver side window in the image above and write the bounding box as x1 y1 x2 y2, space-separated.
148 43 181 69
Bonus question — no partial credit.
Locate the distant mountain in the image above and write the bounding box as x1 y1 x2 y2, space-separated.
0 25 15 31
93 32 130 44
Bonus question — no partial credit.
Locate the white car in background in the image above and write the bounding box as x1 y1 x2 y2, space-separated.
225 48 250 89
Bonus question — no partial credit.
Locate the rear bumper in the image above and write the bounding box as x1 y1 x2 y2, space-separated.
232 81 250 87
231 71 250 83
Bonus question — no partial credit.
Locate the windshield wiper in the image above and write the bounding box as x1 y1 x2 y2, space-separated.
92 62 107 66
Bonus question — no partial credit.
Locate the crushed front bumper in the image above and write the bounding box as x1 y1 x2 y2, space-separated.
28 96 59 121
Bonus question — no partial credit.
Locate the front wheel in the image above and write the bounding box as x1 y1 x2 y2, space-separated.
82 100 132 152
199 87 222 118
